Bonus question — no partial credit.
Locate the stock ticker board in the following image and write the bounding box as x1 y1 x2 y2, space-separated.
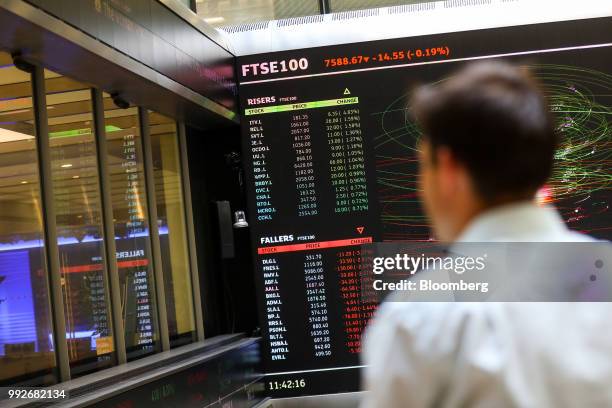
237 17 612 397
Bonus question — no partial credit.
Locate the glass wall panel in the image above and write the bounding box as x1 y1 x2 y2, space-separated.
44 70 115 376
197 0 320 26
0 52 57 386
330 0 436 12
177 0 193 9
148 112 196 347
102 94 160 360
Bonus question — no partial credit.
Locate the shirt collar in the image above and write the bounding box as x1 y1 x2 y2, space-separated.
456 201 568 242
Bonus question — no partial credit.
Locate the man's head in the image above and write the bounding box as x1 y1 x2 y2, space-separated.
412 61 558 241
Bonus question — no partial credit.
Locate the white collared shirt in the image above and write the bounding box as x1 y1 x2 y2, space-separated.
361 202 612 408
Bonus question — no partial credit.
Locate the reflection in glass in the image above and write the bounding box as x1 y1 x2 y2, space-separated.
149 112 196 347
103 95 160 360
197 0 320 26
0 51 57 386
45 70 115 376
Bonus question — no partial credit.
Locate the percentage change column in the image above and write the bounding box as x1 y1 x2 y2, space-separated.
326 105 369 214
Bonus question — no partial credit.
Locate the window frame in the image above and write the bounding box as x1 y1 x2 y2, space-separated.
2 62 205 385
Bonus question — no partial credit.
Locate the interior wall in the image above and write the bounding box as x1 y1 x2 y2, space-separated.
186 125 259 337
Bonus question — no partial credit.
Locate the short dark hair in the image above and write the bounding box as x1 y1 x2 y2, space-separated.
412 61 558 202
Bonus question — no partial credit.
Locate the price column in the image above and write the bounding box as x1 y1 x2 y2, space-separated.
89 272 109 344
304 253 332 358
291 113 318 217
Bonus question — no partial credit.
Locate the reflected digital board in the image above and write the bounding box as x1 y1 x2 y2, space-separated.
238 17 612 397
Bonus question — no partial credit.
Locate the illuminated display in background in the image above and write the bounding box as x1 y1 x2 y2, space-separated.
238 17 612 397
103 100 161 360
45 69 116 377
0 50 56 386
149 112 197 347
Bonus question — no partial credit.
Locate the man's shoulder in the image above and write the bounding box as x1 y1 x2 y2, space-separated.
555 230 601 242
373 301 491 335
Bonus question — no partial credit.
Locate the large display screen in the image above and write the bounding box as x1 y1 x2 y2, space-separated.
237 17 612 397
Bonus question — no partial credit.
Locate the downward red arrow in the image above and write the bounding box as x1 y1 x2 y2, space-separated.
356 227 365 234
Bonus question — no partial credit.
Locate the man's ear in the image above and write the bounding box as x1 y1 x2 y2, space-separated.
417 138 429 165
435 147 461 195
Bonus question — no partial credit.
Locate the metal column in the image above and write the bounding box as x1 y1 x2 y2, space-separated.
139 107 171 351
32 65 71 382
92 89 128 364
319 0 331 14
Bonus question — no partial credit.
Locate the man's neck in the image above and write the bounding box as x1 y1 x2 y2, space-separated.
453 200 571 243
450 197 536 242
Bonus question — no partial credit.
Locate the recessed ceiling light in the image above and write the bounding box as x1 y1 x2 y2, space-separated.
204 16 225 24
61 163 73 168
72 175 80 179
20 180 28 184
